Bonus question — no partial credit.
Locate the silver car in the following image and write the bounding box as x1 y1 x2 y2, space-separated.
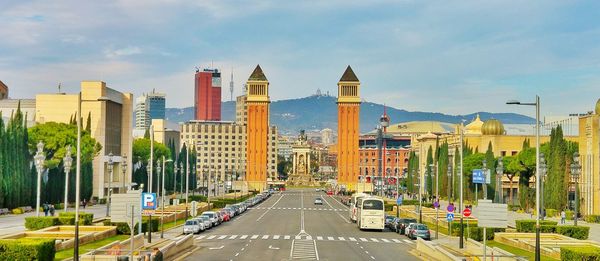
196 215 212 229
183 220 201 234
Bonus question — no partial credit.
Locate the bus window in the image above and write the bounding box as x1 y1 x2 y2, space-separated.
362 200 383 210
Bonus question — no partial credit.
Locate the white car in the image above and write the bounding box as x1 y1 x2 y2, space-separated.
314 198 323 205
183 220 201 234
201 212 220 226
196 216 212 229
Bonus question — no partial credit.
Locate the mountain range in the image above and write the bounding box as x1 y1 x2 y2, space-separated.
165 95 535 134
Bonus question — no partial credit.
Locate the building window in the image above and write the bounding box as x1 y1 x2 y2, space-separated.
511 151 518 156
501 151 507 156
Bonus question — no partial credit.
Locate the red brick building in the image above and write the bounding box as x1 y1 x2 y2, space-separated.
359 134 411 182
194 68 222 121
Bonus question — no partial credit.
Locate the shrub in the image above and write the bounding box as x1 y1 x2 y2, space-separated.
55 203 64 210
400 200 419 206
540 225 556 233
449 221 479 236
384 204 394 211
515 220 557 232
104 217 158 234
0 239 56 261
468 227 505 241
24 217 59 230
585 215 600 223
566 210 575 220
188 195 207 202
98 198 107 204
546 209 558 218
58 216 75 225
561 246 600 261
11 208 23 214
556 226 590 240
507 204 521 211
59 212 94 225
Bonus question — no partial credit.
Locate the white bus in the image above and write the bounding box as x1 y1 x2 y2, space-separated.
349 193 368 223
356 197 385 231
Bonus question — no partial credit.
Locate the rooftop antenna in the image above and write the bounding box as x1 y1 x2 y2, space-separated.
58 83 61 93
195 66 199 72
229 68 234 101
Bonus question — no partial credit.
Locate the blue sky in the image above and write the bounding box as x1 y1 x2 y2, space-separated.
1 0 599 117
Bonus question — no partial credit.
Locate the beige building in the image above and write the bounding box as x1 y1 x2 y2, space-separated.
578 99 600 215
0 99 36 126
151 119 180 149
35 81 133 198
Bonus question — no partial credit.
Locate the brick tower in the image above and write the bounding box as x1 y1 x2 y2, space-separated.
337 65 361 191
245 65 270 192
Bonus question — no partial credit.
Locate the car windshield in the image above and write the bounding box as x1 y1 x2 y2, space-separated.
185 221 196 225
199 216 209 221
416 225 428 230
315 198 321 200
403 219 417 224
362 200 384 210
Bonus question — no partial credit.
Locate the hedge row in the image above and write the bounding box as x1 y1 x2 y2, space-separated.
515 220 558 233
468 227 506 242
103 217 160 235
515 220 590 240
557 226 590 240
58 212 94 225
24 217 60 230
585 215 600 224
561 246 600 260
0 239 56 261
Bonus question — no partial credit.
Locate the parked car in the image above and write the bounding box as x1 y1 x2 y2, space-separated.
183 220 201 234
397 218 417 234
201 211 220 226
314 198 323 205
219 209 231 222
405 223 417 236
196 215 212 229
385 215 396 229
407 223 431 240
223 207 236 218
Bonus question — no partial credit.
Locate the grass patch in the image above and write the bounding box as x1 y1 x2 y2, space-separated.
55 235 129 260
487 240 560 261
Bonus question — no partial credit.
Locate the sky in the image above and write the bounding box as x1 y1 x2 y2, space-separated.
1 0 599 118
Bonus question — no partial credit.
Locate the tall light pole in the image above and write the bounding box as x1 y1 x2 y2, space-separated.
570 152 581 226
482 159 487 201
34 141 46 217
157 160 162 204
459 120 465 249
416 169 422 223
496 157 504 203
447 163 452 202
179 162 183 198
185 144 189 221
121 155 128 192
507 96 540 261
540 153 547 220
149 125 154 194
106 152 114 217
173 160 179 198
63 145 73 212
430 163 439 240
160 157 172 238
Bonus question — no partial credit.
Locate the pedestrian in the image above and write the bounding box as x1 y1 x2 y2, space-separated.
82 198 86 209
43 203 49 216
152 247 163 261
50 204 56 216
560 210 566 224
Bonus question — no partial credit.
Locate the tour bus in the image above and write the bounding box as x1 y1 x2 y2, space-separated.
349 193 368 223
356 196 385 231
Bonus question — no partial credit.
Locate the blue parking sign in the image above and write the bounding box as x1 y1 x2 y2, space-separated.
472 169 485 184
396 196 403 205
142 193 157 210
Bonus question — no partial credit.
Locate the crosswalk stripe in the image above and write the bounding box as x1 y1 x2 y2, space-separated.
317 236 323 240
229 235 238 240
327 236 335 241
391 239 401 243
381 239 390 243
360 238 368 242
240 235 248 240
251 235 259 239
207 235 216 240
404 239 413 244
349 237 357 241
370 238 379 242
218 235 227 240
338 237 346 241
284 235 291 240
197 235 206 240
273 235 280 240
295 236 301 239
262 235 269 239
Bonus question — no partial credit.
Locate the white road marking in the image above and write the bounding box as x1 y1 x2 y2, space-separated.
229 235 238 240
209 245 224 250
321 195 351 223
391 239 401 243
240 235 248 239
370 256 375 260
262 235 269 239
218 235 227 240
207 235 216 240
327 236 334 241
284 235 291 240
338 237 345 241
235 253 239 257
273 235 280 240
316 236 323 240
197 235 206 240
269 245 280 250
251 235 259 239
370 238 379 242
256 194 285 222
360 238 368 242
404 239 414 244
349 237 357 241
381 239 390 243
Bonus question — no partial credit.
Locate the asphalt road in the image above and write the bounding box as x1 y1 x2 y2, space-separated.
184 188 420 261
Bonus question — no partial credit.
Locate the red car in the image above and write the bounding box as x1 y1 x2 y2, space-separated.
326 190 334 196
219 210 231 222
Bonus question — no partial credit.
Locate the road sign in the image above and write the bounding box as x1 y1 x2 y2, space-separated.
111 190 142 223
447 204 455 212
142 193 157 210
446 212 454 222
474 200 508 228
463 208 472 217
396 195 403 205
433 200 439 209
485 169 491 184
472 169 485 184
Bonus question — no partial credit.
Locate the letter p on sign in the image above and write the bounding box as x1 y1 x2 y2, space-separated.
142 193 157 210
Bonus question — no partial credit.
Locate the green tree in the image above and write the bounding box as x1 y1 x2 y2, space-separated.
462 153 485 202
484 142 496 201
132 138 171 193
426 146 433 196
277 156 292 180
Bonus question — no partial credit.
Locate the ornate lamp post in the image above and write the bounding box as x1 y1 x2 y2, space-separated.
496 157 504 204
447 163 452 202
63 145 73 212
156 160 162 201
34 141 46 217
482 159 488 200
539 154 547 220
146 164 152 193
106 152 114 217
121 155 128 192
570 152 581 226
173 161 179 198
179 162 183 197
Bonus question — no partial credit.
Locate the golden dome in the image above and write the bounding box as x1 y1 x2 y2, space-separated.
482 119 505 135
465 114 484 135
595 98 600 115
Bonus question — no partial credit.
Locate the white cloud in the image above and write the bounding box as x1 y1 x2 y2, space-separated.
104 46 143 58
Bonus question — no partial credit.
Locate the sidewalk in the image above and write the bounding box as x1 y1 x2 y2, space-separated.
0 204 107 235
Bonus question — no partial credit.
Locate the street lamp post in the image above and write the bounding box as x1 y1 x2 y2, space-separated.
179 162 183 197
417 169 423 224
34 141 46 217
121 155 128 192
482 159 487 201
570 152 581 226
447 163 452 203
459 120 465 249
185 144 189 221
496 157 504 203
430 163 439 240
507 95 540 261
106 152 114 217
159 157 172 238
540 154 547 220
63 145 73 212
173 161 179 198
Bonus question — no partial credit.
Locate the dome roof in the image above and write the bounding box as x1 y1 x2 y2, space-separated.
465 114 484 135
596 98 600 115
482 119 505 135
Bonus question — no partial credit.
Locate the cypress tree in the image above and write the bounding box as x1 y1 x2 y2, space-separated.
484 142 496 201
0 113 4 207
426 146 433 196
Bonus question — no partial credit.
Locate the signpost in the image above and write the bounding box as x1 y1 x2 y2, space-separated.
396 195 403 217
446 212 454 222
473 200 508 261
110 190 142 260
472 170 485 204
142 193 157 243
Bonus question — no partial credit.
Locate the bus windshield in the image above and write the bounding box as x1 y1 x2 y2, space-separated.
362 199 383 210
